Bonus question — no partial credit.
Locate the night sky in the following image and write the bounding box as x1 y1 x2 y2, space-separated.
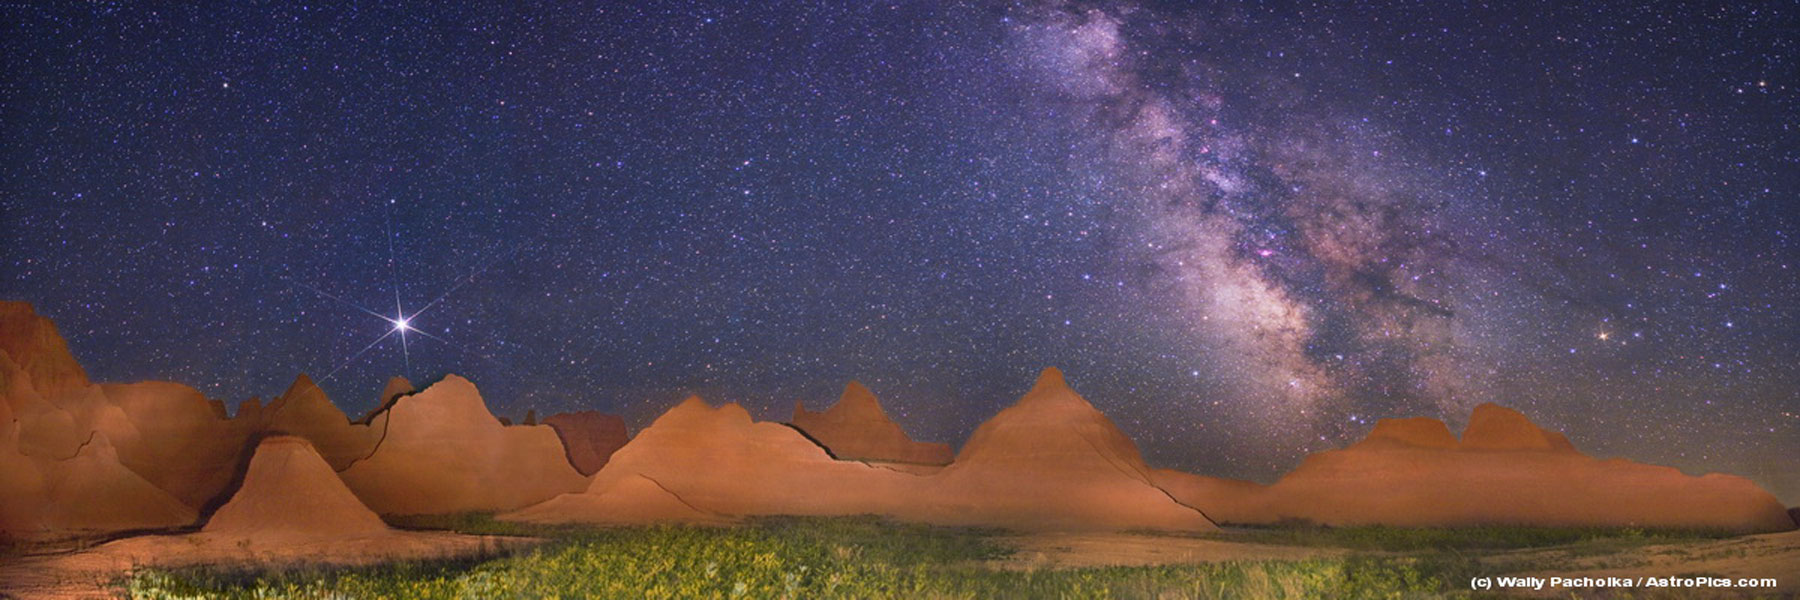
3 2 1795 502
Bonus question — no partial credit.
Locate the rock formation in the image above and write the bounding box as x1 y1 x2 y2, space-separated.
378 376 415 408
3 299 1791 539
790 381 953 466
233 397 264 423
1 302 267 514
1459 403 1576 452
509 369 1217 533
542 410 630 475
88 380 255 509
202 436 388 541
1155 404 1794 532
36 435 520 570
1 304 94 460
1146 469 1269 525
511 472 733 526
0 302 595 536
916 368 1216 531
9 431 198 538
0 304 200 538
1355 416 1460 450
0 302 91 400
506 396 917 524
0 385 44 535
339 375 588 515
263 375 381 471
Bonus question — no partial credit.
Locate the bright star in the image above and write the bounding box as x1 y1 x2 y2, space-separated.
285 203 526 383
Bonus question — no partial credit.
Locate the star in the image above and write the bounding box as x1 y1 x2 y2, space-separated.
284 210 521 382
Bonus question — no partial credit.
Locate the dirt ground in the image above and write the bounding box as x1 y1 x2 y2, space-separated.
0 531 532 600
1491 529 1800 596
990 531 1350 569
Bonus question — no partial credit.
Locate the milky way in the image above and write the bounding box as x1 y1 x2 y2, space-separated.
1008 4 1481 442
3 1 1795 502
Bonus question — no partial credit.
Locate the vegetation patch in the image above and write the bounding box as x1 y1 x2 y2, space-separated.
123 517 1748 599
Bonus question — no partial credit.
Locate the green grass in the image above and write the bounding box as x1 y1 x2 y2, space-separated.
119 517 1750 599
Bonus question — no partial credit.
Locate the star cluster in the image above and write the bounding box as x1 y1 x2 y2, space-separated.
2 2 1794 501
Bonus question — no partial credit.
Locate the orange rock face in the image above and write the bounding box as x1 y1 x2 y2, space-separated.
1358 416 1459 450
263 375 381 471
1 302 586 534
508 472 734 526
23 432 198 538
510 369 1217 533
1147 469 1268 525
0 301 91 400
0 304 200 539
1459 404 1576 452
89 381 255 509
203 436 388 541
0 437 44 537
55 435 516 569
338 375 588 515
507 397 919 524
0 302 594 535
915 368 1216 531
379 376 415 408
3 300 1791 538
790 381 953 466
0 376 196 538
0 383 42 534
1 304 96 461
1 303 267 519
542 411 630 476
1155 404 1794 532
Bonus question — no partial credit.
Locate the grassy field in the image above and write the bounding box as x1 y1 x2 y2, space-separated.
119 516 1753 599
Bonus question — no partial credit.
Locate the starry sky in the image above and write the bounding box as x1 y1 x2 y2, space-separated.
3 2 1795 502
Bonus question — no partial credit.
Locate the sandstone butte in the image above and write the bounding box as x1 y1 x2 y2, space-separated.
337 374 589 515
910 367 1216 531
789 381 953 466
0 301 603 539
1153 404 1794 532
262 374 383 471
54 435 510 566
2 303 198 538
4 299 1793 539
200 436 390 542
504 395 913 526
507 368 1219 533
378 376 416 409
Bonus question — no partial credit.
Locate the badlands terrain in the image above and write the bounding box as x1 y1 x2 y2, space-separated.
1 300 1795 598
